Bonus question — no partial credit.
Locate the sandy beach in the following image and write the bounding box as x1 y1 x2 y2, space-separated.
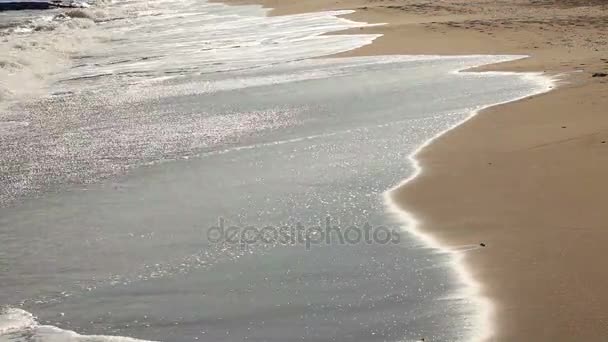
1 0 606 340
215 0 608 340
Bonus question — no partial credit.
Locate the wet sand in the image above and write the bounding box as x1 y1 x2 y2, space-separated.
214 0 608 340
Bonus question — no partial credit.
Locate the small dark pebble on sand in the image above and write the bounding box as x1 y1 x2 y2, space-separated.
480 243 486 247
592 72 607 78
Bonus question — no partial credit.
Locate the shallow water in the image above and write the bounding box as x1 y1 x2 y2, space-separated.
0 1 551 341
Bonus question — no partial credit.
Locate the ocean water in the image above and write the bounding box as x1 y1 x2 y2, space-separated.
0 0 552 341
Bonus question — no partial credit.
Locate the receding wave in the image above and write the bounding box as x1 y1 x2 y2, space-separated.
0 0 382 205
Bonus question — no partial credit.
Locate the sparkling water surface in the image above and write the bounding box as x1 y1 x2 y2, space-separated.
0 0 551 341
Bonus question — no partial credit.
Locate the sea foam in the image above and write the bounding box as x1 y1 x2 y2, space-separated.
0 308 154 342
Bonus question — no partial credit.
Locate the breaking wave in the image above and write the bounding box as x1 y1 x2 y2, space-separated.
0 2 121 106
0 308 154 342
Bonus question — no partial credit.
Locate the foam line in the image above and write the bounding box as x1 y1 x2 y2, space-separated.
0 308 156 342
383 55 557 342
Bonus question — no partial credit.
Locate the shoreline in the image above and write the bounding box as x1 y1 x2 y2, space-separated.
385 62 556 342
213 0 608 340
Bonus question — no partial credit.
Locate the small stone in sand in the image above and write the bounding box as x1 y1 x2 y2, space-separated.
480 243 486 247
592 72 607 78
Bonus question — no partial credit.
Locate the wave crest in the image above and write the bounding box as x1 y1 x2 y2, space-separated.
0 308 155 342
0 5 111 106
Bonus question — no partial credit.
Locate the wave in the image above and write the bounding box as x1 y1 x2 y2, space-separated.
0 0 384 206
1 0 381 109
0 308 154 342
0 2 120 107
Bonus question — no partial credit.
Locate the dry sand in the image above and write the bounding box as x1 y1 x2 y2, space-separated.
217 0 608 340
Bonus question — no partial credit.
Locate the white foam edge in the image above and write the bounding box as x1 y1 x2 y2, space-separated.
252 6 387 29
382 54 560 342
321 9 387 27
0 308 156 342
